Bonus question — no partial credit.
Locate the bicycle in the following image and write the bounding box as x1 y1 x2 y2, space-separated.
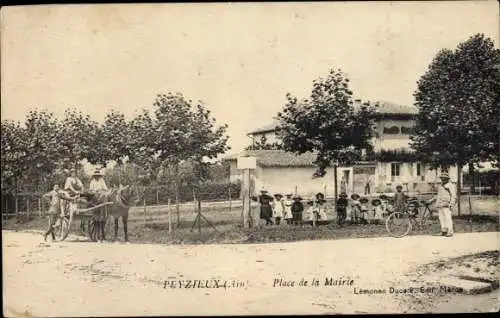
385 198 438 238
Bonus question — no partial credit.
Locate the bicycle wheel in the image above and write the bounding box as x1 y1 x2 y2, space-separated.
60 212 72 241
386 212 412 238
418 207 439 234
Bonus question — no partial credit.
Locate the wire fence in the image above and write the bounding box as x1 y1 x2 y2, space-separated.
2 186 497 233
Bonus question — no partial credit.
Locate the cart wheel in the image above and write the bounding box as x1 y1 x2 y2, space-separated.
104 214 113 240
88 218 98 242
386 212 412 238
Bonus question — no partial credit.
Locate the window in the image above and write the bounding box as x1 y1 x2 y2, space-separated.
383 126 400 134
401 126 416 135
391 163 401 177
416 163 425 181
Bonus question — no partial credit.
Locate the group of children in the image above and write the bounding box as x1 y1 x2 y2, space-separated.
255 190 329 226
336 184 408 225
254 184 412 228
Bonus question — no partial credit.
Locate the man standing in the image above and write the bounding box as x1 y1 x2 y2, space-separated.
89 169 108 193
435 172 456 237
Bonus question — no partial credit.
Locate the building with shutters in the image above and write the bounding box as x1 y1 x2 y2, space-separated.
224 100 462 197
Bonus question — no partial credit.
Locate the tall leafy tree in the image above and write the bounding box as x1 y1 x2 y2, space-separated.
411 34 500 213
1 120 29 192
58 108 103 167
127 93 230 226
100 110 134 165
277 69 376 202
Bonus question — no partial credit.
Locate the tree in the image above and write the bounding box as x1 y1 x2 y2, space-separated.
128 93 230 227
58 108 103 168
411 34 500 214
276 69 376 203
100 110 134 165
1 120 28 193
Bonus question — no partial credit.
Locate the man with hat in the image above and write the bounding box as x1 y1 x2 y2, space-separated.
89 168 108 193
434 172 456 237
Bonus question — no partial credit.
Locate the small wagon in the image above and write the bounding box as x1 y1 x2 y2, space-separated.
50 200 114 241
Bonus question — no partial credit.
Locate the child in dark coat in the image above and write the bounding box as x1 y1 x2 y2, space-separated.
291 196 304 226
336 192 348 226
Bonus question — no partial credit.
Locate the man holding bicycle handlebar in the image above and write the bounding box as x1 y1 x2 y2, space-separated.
434 172 456 237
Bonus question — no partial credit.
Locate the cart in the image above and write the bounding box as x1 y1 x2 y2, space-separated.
51 201 114 241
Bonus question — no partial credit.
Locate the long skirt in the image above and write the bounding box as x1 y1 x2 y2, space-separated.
260 205 273 220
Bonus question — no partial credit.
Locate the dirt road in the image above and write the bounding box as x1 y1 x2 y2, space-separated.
3 231 498 316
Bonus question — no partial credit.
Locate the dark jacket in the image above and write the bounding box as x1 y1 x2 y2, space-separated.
336 198 348 210
291 201 304 215
259 194 273 219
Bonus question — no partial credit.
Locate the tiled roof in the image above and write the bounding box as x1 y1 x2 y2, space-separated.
370 101 418 116
223 150 317 167
247 122 277 135
248 101 417 136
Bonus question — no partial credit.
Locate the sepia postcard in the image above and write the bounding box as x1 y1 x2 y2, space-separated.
2 1 499 316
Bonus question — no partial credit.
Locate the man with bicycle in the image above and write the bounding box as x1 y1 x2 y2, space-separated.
434 172 456 237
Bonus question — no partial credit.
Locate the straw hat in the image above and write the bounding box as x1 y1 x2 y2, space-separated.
351 193 360 200
359 197 369 204
372 199 382 206
439 172 450 179
92 169 104 177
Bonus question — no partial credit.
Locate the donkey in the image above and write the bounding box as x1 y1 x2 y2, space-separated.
80 185 141 242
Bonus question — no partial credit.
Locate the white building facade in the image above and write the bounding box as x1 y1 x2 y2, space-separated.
227 101 462 197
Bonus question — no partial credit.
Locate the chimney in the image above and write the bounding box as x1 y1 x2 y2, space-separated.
354 99 362 108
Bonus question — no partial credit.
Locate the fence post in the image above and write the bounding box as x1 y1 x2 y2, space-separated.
38 197 42 217
197 199 202 234
156 190 159 206
15 195 19 218
228 187 232 213
175 189 180 228
27 197 30 218
143 198 147 226
168 198 172 233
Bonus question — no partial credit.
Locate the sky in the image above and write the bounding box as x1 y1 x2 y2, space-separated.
1 2 499 157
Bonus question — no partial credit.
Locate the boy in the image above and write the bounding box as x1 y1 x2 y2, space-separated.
336 192 348 226
42 184 64 241
394 185 406 213
291 196 304 226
